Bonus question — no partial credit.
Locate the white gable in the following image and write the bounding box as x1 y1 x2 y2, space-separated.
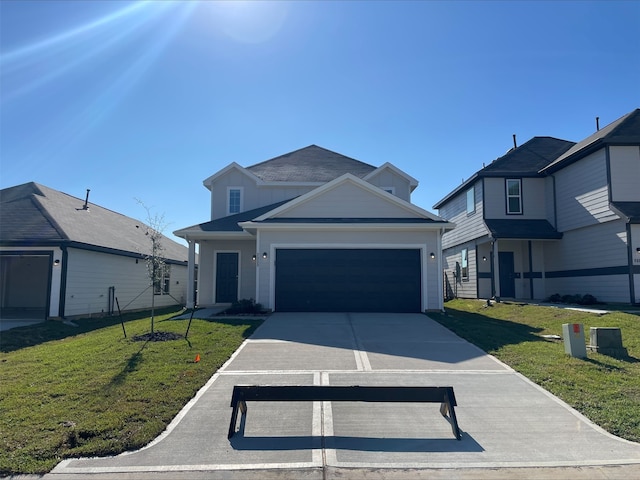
255 174 442 221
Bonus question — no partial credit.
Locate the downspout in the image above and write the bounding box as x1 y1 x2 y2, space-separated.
528 240 534 299
58 244 68 318
438 227 444 311
626 222 636 304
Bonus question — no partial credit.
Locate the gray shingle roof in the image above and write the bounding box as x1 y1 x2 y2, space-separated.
0 182 188 262
179 199 294 233
433 137 574 209
246 145 377 182
484 219 562 239
543 109 640 173
482 137 575 176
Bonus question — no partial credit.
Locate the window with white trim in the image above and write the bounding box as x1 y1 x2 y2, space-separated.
227 187 242 215
506 179 522 214
154 265 171 295
461 248 469 280
466 186 475 214
381 186 395 195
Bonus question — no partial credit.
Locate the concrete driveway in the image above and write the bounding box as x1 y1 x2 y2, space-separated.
48 312 640 479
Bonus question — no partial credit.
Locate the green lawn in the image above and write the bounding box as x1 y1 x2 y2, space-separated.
431 299 640 443
0 307 263 475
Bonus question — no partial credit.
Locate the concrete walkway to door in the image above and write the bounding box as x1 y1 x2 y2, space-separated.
49 313 640 479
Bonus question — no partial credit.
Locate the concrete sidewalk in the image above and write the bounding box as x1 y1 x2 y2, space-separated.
47 312 640 479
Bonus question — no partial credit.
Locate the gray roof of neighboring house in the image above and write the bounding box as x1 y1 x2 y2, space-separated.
246 145 377 182
484 219 563 240
0 182 188 262
433 137 575 209
542 109 640 173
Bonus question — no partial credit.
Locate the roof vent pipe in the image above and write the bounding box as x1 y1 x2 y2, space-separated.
596 116 600 131
513 134 517 149
83 189 90 210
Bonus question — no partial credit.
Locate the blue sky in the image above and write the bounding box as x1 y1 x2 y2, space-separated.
1 0 639 245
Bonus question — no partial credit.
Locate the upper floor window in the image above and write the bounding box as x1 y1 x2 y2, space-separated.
381 187 395 195
227 187 243 215
506 179 522 214
466 186 475 214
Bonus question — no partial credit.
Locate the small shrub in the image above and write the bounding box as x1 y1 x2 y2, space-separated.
578 294 599 305
225 299 264 314
547 293 562 303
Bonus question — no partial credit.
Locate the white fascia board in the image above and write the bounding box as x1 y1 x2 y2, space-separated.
251 173 444 222
363 162 420 190
238 221 454 232
173 228 254 241
202 162 263 191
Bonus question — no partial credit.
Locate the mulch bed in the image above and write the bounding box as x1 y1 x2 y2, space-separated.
132 331 184 342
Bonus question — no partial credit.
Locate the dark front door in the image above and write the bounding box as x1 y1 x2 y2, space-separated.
275 249 421 312
498 251 516 298
215 253 238 303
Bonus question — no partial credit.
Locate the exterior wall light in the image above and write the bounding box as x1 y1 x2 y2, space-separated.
252 254 257 261
54 259 61 266
482 256 487 261
262 252 268 259
636 247 640 254
430 252 435 259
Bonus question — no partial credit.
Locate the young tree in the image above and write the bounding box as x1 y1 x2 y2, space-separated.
137 200 168 334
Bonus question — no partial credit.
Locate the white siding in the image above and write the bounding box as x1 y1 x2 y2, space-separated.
555 149 618 231
278 182 414 219
256 229 442 311
439 180 488 249
209 170 315 220
365 169 411 201
196 239 256 306
610 146 640 202
64 249 187 317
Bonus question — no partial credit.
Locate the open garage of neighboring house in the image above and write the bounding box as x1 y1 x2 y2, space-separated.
274 248 422 313
0 252 51 321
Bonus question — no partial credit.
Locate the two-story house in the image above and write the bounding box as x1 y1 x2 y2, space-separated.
174 145 453 313
434 108 640 304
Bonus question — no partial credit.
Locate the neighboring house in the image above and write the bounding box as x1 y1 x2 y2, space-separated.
174 145 453 312
434 108 640 304
0 182 189 320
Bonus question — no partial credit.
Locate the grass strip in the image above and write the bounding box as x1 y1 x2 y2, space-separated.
430 299 640 443
0 307 263 475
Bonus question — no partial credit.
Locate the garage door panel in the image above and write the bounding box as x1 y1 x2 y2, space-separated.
275 249 421 313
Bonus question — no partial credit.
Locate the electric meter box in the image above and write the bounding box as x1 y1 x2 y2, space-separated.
562 323 587 358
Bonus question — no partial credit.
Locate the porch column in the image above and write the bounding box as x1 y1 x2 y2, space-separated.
186 239 196 309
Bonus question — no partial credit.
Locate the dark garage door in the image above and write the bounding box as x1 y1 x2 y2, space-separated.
275 249 421 312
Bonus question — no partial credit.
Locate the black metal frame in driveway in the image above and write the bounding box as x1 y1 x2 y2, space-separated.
228 385 461 441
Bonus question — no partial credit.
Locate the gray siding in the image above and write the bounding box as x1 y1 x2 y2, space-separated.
483 177 547 219
442 243 477 299
610 145 640 202
555 149 618 232
543 219 629 303
439 180 487 249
